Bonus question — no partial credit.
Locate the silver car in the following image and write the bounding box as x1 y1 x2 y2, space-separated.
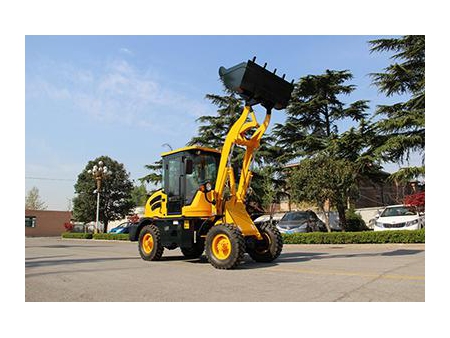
277 210 326 234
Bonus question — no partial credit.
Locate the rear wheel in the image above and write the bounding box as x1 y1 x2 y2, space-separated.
247 222 283 262
205 224 245 269
138 224 164 261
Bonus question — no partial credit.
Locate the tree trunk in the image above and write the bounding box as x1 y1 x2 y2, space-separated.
320 204 332 233
337 203 347 232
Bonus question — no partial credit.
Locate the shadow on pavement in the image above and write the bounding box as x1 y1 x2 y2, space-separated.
25 257 139 268
26 255 72 261
161 248 423 269
26 244 112 249
276 249 424 263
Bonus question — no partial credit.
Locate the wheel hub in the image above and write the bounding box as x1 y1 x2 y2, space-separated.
212 234 232 260
142 233 154 254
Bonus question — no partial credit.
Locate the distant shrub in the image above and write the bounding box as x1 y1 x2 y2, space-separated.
61 232 92 239
61 232 129 240
345 208 369 232
93 233 129 241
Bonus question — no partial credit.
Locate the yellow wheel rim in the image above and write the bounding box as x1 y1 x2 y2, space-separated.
211 234 232 260
142 233 154 254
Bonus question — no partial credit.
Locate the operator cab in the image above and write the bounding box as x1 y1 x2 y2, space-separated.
161 146 220 215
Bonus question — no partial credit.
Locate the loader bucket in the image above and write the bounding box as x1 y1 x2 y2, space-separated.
219 59 294 110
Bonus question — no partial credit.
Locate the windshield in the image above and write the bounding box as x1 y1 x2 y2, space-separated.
381 206 417 217
281 212 309 221
185 153 219 203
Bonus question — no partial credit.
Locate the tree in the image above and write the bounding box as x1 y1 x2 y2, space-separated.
187 91 242 149
273 69 369 163
72 156 134 232
25 186 47 210
131 183 148 207
259 166 283 216
139 159 163 193
272 70 371 215
289 155 359 231
369 35 425 179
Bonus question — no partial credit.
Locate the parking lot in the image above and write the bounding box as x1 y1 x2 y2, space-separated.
25 237 424 301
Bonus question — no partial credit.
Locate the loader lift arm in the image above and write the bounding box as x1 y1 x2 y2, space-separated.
213 105 271 213
208 58 294 239
211 105 271 239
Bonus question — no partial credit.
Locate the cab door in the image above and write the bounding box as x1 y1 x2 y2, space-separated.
164 155 184 215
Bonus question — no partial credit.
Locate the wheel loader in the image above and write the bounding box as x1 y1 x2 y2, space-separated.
129 58 294 269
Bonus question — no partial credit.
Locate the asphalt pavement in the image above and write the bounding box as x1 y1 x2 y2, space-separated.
25 237 424 301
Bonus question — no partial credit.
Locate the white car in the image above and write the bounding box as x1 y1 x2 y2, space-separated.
374 205 424 231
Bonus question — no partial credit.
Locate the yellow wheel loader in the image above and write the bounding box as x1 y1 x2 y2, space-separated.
129 58 294 269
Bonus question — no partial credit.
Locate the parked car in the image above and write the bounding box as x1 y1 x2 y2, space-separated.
316 211 341 231
276 210 326 234
253 213 285 227
374 205 424 231
108 222 133 234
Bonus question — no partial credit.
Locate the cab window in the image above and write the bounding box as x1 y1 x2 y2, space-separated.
185 154 219 203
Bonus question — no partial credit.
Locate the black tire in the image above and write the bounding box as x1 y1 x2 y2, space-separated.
205 224 245 269
138 224 164 261
181 239 205 259
247 222 283 262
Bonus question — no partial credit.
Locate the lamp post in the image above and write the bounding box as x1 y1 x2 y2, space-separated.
88 161 110 233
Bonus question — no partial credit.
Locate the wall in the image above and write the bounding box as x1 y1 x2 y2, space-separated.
25 210 72 237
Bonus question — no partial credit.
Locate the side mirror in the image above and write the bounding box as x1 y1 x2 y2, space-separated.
200 181 215 205
200 181 212 193
185 159 193 175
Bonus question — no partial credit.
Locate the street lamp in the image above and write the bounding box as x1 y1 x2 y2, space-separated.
87 160 111 233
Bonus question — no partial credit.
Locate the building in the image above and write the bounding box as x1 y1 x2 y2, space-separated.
25 209 72 237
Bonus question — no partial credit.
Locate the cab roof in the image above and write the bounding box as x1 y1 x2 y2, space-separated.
161 145 221 157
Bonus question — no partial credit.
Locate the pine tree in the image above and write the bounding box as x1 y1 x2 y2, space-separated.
369 35 425 180
273 69 369 163
187 91 243 149
139 159 163 193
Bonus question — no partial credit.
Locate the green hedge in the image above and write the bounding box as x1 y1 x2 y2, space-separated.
282 229 425 244
61 232 93 239
92 233 129 241
61 232 129 240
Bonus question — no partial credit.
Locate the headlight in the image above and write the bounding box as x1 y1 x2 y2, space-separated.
406 219 419 226
375 221 384 228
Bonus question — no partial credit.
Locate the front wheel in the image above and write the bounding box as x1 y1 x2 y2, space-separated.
205 224 245 269
138 224 164 261
247 222 283 262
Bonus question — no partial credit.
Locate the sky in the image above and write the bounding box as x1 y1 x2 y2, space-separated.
25 35 420 210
